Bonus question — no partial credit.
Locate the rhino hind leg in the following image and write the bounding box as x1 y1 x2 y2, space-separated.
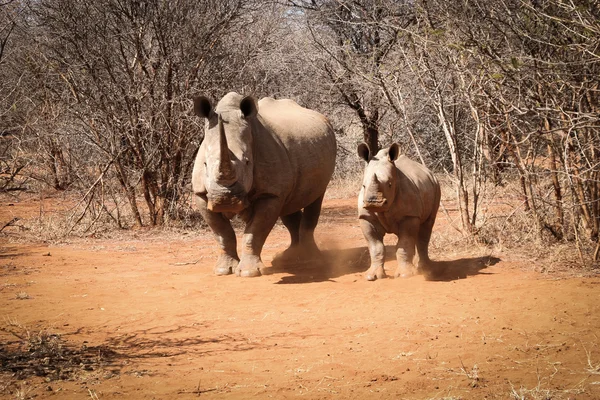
277 211 308 262
298 194 325 254
416 215 436 270
281 211 302 248
416 229 432 269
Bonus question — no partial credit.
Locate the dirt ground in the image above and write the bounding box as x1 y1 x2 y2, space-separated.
1 195 600 399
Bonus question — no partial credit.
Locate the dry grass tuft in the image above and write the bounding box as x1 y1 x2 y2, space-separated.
14 292 30 300
458 357 480 388
326 173 361 200
0 318 121 392
582 342 600 375
509 382 585 400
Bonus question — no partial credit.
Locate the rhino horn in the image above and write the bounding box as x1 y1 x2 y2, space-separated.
217 114 236 185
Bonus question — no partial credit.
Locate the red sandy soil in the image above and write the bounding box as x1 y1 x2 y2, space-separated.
1 196 600 399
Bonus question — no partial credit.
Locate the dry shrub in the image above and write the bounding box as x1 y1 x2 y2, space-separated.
326 172 361 200
19 210 74 242
1 189 207 243
0 319 120 386
438 172 600 272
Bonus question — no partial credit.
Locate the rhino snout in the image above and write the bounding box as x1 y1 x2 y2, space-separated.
363 198 388 210
206 182 249 213
367 196 387 204
363 192 388 210
207 195 248 213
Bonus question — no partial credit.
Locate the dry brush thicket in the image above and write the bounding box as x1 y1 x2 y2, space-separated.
1 0 599 266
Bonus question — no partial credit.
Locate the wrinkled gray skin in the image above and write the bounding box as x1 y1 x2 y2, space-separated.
358 143 441 281
192 92 336 277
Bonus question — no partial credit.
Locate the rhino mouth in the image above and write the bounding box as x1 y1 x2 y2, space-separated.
363 193 389 211
207 183 249 213
207 196 248 213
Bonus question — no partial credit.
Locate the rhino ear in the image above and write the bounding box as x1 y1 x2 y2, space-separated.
240 96 258 118
193 96 212 118
357 143 370 162
388 143 400 162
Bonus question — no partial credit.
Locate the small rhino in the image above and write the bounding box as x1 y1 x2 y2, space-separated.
357 143 441 281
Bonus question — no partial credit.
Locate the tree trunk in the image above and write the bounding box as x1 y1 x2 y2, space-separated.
436 96 472 234
115 160 143 227
364 123 379 155
547 137 564 232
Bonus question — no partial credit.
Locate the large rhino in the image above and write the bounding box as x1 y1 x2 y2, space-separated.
357 143 440 281
191 92 336 277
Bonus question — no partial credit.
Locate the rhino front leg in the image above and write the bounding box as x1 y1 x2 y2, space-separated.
237 198 281 277
394 218 419 278
359 218 387 281
196 195 239 275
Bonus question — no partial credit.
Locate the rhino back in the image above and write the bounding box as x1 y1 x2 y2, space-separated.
391 156 440 222
255 98 336 214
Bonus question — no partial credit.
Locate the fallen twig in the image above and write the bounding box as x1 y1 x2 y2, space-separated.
0 217 20 233
170 259 201 266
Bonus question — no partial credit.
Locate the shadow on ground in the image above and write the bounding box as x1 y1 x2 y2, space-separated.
0 246 29 260
266 245 500 284
0 328 122 381
265 246 370 284
0 324 257 382
424 256 501 281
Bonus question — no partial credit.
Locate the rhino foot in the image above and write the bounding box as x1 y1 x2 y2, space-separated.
235 256 264 278
214 254 239 276
278 246 302 261
395 264 418 279
365 266 386 281
300 240 321 257
236 268 262 277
